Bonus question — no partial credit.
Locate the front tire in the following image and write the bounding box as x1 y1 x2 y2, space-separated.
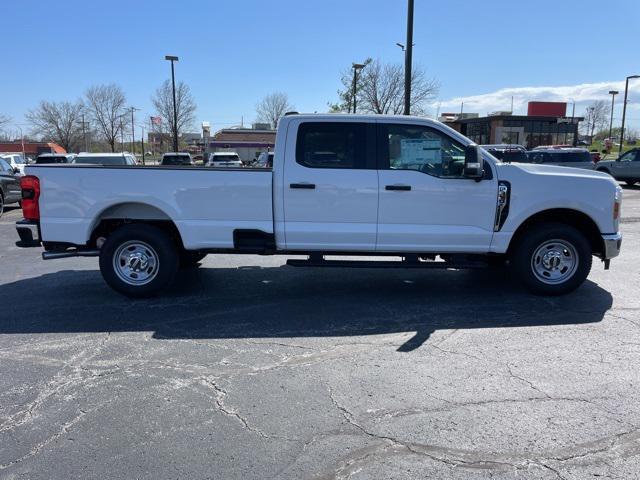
512 222 592 295
99 224 179 298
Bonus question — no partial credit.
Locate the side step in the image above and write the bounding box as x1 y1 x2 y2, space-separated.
286 255 488 269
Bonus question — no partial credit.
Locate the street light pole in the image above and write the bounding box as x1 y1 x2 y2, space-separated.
165 55 180 152
351 63 365 113
608 90 619 141
403 0 414 115
619 75 640 155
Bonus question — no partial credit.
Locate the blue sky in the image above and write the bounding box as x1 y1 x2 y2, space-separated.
2 0 640 133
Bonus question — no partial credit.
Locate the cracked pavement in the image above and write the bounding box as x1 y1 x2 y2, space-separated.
1 186 640 479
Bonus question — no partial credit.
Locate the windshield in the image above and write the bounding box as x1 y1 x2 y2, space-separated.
74 156 127 165
162 155 191 164
213 155 240 162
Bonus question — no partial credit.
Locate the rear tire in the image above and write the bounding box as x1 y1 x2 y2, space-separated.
99 224 179 298
511 222 592 295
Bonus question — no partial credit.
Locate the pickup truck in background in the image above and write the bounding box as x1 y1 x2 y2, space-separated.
15 114 622 297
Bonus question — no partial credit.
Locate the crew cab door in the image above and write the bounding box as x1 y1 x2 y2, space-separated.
376 122 497 252
282 120 378 250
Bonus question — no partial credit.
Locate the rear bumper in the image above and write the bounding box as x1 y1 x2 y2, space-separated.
602 233 622 259
15 219 41 247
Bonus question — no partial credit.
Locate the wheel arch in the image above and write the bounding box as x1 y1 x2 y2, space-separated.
507 208 603 257
88 202 185 250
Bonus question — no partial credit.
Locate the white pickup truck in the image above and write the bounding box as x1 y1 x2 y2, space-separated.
15 114 622 297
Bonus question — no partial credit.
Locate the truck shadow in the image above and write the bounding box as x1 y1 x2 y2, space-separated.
0 265 613 352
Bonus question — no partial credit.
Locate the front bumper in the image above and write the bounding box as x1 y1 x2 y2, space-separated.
16 219 41 247
602 233 622 260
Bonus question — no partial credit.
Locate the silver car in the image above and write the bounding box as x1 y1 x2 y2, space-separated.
596 148 640 186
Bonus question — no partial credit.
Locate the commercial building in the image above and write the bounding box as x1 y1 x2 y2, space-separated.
0 141 65 158
445 102 583 149
207 127 276 163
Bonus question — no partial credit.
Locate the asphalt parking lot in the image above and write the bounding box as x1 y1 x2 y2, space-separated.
1 187 640 480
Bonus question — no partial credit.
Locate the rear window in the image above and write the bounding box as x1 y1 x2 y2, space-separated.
489 150 528 163
296 122 367 169
74 156 127 165
35 156 67 164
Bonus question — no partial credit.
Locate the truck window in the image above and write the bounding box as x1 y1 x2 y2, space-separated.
379 124 466 178
296 122 367 169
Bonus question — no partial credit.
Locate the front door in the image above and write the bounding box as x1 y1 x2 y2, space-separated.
612 150 639 179
282 120 379 251
0 158 21 204
376 122 497 252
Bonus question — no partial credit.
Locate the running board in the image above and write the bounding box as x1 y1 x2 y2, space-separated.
286 257 488 269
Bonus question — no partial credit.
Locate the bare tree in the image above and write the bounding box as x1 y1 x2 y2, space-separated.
85 84 127 152
0 114 10 130
329 58 439 115
151 80 197 149
26 100 84 152
582 100 610 138
256 92 294 129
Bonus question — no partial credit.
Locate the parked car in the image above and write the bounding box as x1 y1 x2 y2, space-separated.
524 148 595 170
255 151 274 168
0 153 28 175
595 148 640 186
35 153 76 165
161 152 194 166
15 114 622 297
479 145 527 163
206 152 243 168
73 153 137 166
0 157 22 217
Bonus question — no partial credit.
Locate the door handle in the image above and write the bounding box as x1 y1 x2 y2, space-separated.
290 183 316 189
385 184 411 191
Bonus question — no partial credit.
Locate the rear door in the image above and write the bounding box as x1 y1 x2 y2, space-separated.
282 119 378 251
376 122 497 252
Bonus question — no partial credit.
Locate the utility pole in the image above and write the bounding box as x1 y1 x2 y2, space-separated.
81 114 88 152
141 125 145 165
620 75 640 155
165 55 180 152
119 117 124 152
403 0 414 115
128 107 139 155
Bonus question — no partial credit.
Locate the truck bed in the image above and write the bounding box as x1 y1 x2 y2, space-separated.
28 165 274 250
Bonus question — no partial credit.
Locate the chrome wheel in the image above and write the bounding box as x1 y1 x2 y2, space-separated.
113 240 159 286
531 239 578 285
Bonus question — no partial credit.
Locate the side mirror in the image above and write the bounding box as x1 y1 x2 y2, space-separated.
463 144 484 180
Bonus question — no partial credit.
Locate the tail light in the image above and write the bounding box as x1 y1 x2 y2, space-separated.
20 175 40 221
